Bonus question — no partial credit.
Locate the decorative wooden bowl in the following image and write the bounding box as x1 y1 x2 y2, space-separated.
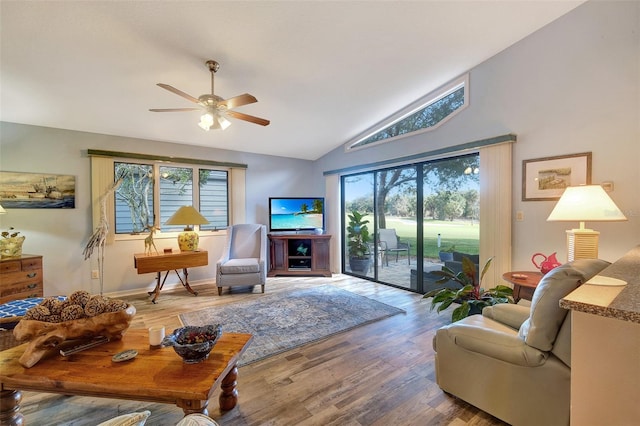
162 324 222 364
13 300 136 368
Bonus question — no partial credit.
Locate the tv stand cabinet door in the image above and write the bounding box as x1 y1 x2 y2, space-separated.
270 238 287 272
312 237 330 273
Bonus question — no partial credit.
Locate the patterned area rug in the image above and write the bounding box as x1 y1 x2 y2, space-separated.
180 285 405 366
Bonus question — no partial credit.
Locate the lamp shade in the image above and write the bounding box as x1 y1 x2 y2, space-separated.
0 204 6 214
547 185 627 224
165 206 209 251
547 185 627 262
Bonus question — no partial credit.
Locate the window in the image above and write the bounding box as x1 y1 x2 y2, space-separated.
113 161 228 234
346 74 469 151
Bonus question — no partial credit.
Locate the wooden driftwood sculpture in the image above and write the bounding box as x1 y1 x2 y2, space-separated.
12 291 136 368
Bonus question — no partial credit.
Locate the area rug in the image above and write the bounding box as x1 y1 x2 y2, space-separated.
179 285 405 366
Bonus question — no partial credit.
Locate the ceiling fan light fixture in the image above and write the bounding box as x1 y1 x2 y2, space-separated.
217 114 231 130
152 59 269 129
198 112 214 131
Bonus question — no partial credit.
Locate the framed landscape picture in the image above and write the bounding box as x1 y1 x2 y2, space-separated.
522 152 592 201
0 171 76 208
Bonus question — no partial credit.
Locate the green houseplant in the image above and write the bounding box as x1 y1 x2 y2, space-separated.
346 211 372 273
423 256 513 322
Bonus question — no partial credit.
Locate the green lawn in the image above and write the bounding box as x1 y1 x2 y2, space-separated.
376 216 479 259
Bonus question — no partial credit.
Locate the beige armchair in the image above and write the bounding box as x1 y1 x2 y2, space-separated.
433 258 610 426
216 224 267 296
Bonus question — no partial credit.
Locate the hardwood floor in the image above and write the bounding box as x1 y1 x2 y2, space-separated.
10 275 507 426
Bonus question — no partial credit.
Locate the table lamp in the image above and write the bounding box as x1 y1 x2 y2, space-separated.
165 206 209 251
547 185 627 261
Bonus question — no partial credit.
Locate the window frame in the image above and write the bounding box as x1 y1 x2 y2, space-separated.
113 160 229 239
88 150 245 243
345 74 469 152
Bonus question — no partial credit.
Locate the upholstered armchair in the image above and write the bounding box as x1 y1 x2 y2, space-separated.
216 224 267 296
432 258 610 426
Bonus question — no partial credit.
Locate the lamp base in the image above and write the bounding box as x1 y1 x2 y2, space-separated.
177 230 199 251
566 229 599 262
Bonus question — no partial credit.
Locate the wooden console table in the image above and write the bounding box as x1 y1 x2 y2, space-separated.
0 329 253 424
134 251 208 303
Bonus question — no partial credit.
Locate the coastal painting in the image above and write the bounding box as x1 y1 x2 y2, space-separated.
0 171 76 209
522 152 591 201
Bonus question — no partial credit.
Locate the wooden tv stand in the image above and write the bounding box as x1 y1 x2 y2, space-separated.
268 233 331 277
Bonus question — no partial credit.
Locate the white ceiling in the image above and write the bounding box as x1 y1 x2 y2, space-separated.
1 1 584 161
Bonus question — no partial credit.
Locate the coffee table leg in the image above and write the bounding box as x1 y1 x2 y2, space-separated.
219 364 239 411
0 389 24 426
177 398 209 417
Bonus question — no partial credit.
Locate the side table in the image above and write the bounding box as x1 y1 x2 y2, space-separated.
502 271 543 302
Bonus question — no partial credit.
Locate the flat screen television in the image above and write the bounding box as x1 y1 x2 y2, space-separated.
269 197 324 232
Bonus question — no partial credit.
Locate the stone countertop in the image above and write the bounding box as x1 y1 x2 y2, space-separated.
560 245 640 324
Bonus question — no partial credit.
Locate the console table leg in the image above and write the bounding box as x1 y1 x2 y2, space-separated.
0 389 24 426
178 268 198 297
219 364 239 411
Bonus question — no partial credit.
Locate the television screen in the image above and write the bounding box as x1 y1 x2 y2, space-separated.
269 197 324 232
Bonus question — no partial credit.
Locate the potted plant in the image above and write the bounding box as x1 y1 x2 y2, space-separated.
423 256 513 322
0 227 25 259
346 211 372 273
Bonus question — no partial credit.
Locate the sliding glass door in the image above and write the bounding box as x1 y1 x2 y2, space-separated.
343 173 375 279
342 153 480 293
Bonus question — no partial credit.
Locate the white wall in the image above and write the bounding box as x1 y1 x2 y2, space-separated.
0 123 320 296
314 0 640 268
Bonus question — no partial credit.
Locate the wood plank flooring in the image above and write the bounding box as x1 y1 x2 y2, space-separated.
9 275 507 425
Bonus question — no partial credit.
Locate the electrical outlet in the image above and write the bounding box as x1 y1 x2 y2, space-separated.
516 211 524 221
91 270 99 279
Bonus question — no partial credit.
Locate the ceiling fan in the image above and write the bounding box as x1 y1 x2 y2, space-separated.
149 60 270 131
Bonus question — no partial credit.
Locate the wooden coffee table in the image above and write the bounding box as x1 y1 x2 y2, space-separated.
0 329 252 425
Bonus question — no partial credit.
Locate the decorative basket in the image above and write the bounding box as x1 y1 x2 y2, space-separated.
0 236 25 259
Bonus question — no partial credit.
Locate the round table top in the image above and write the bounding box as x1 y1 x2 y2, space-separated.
502 271 543 288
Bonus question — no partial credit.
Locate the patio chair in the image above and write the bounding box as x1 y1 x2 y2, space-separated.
378 228 410 266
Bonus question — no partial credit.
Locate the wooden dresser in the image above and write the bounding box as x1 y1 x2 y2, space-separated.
0 254 43 303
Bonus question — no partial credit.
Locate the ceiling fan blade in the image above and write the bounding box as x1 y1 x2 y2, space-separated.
226 110 270 126
219 93 258 109
149 108 201 112
157 83 200 104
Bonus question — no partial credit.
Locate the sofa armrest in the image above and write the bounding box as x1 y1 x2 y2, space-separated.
437 321 547 367
482 303 530 330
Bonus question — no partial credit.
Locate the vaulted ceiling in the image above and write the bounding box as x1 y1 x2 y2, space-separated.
1 1 584 160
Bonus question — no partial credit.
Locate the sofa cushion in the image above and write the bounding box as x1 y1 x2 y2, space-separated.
518 258 610 351
219 258 260 274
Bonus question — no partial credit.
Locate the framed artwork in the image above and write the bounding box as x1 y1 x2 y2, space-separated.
522 152 592 201
0 171 76 208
